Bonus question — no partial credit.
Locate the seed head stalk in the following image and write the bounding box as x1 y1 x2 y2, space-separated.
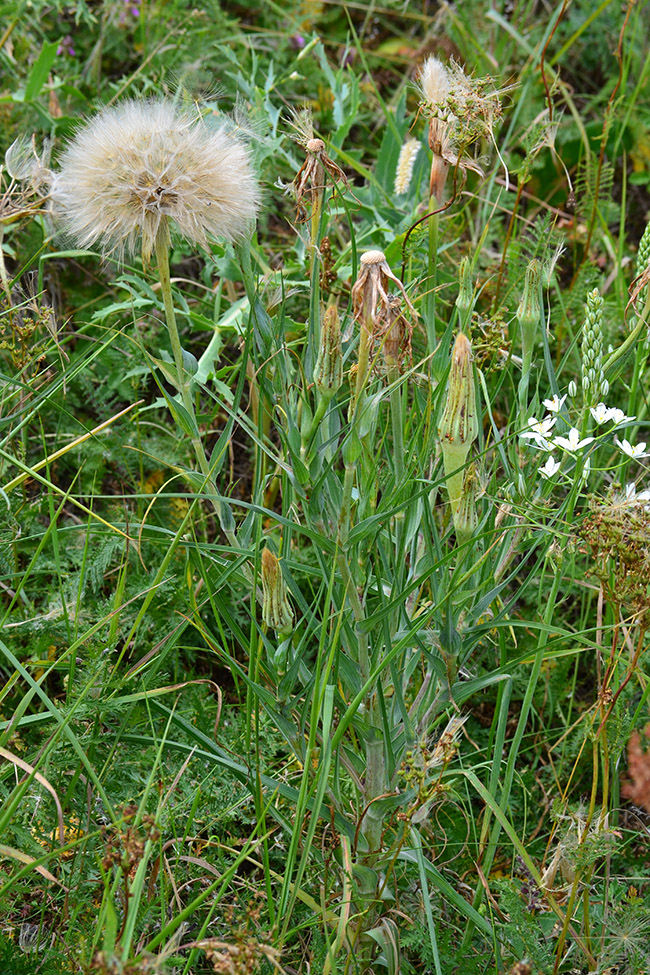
307 169 324 375
155 222 239 548
338 273 374 548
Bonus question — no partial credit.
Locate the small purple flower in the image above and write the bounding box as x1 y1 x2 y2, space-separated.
119 0 140 25
57 35 75 57
289 34 305 50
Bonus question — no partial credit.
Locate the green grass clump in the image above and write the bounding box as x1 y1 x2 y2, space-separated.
2 1 650 973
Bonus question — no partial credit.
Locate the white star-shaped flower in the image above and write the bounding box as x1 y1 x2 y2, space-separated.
621 483 650 508
590 403 613 424
539 456 561 479
542 394 567 413
608 407 635 425
615 438 649 459
520 416 556 449
553 427 595 452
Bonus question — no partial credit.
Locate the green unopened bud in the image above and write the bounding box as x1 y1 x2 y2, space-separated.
314 304 343 398
517 260 541 328
517 260 541 410
453 463 479 542
261 547 293 636
438 332 479 503
456 256 473 313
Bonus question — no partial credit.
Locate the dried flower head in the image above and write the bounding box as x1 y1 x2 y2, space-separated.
51 98 260 261
375 293 414 372
286 106 350 222
350 250 416 327
416 56 502 199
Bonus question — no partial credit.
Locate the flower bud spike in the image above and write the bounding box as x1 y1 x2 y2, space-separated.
581 288 605 408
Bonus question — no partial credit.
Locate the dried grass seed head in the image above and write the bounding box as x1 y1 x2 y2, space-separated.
51 98 260 261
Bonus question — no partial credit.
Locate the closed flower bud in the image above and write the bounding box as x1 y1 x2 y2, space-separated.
438 332 479 453
313 304 343 397
456 256 473 313
438 332 479 504
517 260 541 328
261 548 293 635
517 260 541 410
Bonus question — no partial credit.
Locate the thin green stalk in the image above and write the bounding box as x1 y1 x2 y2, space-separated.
387 363 404 488
603 288 650 375
424 206 439 355
155 224 242 549
154 224 194 425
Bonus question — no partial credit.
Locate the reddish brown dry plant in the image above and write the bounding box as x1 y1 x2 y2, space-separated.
195 937 284 974
579 498 650 626
101 806 160 878
374 294 414 372
90 951 158 974
621 723 650 814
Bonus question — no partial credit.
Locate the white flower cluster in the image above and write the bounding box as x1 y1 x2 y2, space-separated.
518 394 647 480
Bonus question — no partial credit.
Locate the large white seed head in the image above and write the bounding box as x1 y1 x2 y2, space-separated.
51 99 260 260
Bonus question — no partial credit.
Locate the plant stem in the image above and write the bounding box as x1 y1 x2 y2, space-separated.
424 205 439 356
386 362 404 488
155 225 239 548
